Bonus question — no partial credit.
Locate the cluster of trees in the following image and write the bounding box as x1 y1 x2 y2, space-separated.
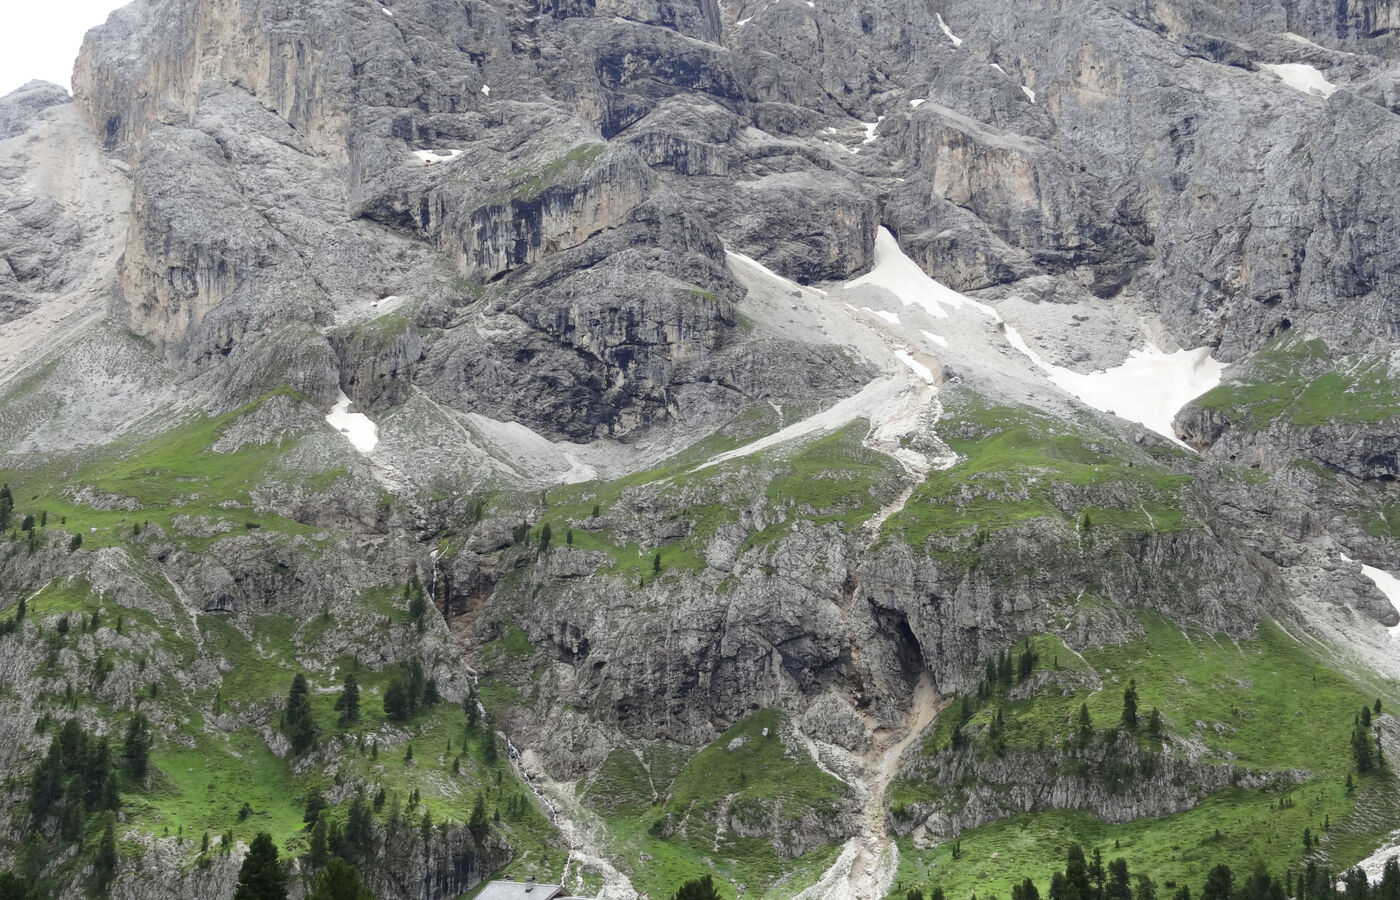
28 719 123 834
13 715 150 895
234 832 375 900
384 658 440 722
1352 701 1385 775
901 843 1400 900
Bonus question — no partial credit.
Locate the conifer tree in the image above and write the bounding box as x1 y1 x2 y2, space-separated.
93 818 118 893
469 793 488 843
336 672 361 725
284 674 317 755
303 788 327 827
308 858 373 900
123 713 152 783
1122 680 1139 730
234 832 287 900
673 875 724 900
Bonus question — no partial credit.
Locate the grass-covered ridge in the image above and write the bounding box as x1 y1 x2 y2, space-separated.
888 610 1400 899
1191 333 1400 431
578 710 852 900
882 401 1198 552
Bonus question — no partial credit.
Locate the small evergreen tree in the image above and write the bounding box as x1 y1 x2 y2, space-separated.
538 523 553 553
284 674 317 755
308 814 329 869
308 858 373 900
93 818 118 893
1122 680 1139 730
407 578 428 632
1078 704 1093 749
233 832 287 900
673 875 724 900
1201 865 1233 900
1146 707 1163 739
123 713 152 782
469 793 488 843
384 677 411 721
303 788 327 827
336 671 361 725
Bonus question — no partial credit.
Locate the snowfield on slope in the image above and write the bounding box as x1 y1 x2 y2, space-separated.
326 391 379 453
847 228 1224 447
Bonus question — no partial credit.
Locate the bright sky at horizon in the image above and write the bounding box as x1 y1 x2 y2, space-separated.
0 2 129 97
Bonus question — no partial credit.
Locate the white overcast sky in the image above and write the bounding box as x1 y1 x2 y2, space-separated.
0 2 129 97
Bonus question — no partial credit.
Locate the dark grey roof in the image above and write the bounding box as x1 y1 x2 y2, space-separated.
476 881 568 900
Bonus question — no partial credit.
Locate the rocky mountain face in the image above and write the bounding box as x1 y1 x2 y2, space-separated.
2 0 1400 897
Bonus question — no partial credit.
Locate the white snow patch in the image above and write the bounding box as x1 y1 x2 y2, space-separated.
326 391 379 453
846 228 969 320
936 13 963 46
382 6 393 15
371 294 406 315
1260 62 1337 97
699 378 906 469
920 329 948 348
727 250 827 295
481 84 491 96
1282 32 1349 54
861 117 885 145
990 63 1006 75
1003 332 1225 447
894 349 936 384
909 98 926 108
1359 564 1400 639
862 307 901 325
1022 84 1037 102
413 148 462 163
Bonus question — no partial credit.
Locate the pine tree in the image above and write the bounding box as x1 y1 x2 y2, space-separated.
284 674 318 755
1122 680 1139 730
407 578 429 632
566 528 574 546
538 523 552 553
344 791 373 864
1353 720 1375 773
1078 704 1093 749
93 818 118 893
303 788 327 827
469 793 488 843
673 875 724 900
336 671 360 724
1014 879 1042 900
234 832 287 900
1106 859 1133 900
123 713 152 783
308 814 329 869
384 676 411 721
0 484 12 531
1201 865 1232 900
1363 706 1373 728
1147 707 1163 739
308 858 373 900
